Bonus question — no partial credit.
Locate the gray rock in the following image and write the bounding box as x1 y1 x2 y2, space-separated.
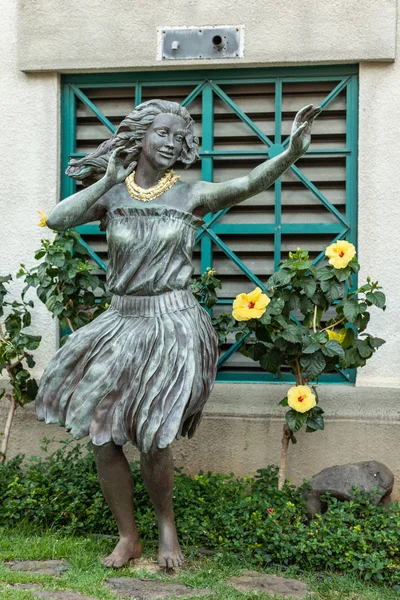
5 560 70 576
105 577 214 599
33 592 98 600
305 460 394 519
227 573 311 598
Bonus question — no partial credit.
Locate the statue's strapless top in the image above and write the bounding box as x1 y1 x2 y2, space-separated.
103 206 204 296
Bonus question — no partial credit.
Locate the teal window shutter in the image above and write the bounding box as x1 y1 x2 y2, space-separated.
61 66 358 384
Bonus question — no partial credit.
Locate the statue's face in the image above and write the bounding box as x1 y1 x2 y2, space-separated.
141 113 186 170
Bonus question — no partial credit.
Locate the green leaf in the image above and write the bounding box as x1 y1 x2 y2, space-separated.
274 337 288 352
268 297 285 315
366 291 386 309
322 340 345 359
332 267 352 282
25 335 41 351
341 327 355 349
280 325 302 344
342 347 366 369
303 342 322 354
287 294 302 312
268 269 293 287
343 299 360 323
279 396 288 407
300 296 313 317
274 315 289 329
260 349 283 374
259 311 272 326
74 241 89 256
53 302 65 317
320 279 344 302
47 252 65 268
22 311 31 328
297 277 317 298
349 259 360 273
254 323 271 342
306 410 325 432
369 337 385 349
311 290 329 312
355 310 370 332
300 351 326 380
355 339 374 359
317 266 335 281
25 353 35 368
285 409 308 433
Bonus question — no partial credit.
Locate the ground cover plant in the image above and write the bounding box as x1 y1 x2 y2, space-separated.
0 440 400 588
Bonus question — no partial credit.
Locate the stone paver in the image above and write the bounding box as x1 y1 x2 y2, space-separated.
128 558 177 575
106 577 214 599
13 584 42 590
227 573 311 598
5 560 69 576
32 592 98 600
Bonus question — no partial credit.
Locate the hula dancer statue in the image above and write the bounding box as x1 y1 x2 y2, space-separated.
36 100 320 568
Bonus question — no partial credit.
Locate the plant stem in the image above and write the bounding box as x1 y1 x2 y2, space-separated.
321 317 345 332
278 424 292 491
0 394 17 463
66 317 75 333
313 305 318 333
294 358 303 385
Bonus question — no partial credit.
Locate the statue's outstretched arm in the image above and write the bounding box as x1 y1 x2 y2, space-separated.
194 105 321 214
47 149 135 230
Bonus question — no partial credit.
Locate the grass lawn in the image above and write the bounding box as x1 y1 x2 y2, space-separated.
0 527 399 600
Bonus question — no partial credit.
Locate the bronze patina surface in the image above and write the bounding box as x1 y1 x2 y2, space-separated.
36 100 320 568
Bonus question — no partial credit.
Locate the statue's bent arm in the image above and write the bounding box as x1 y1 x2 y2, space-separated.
192 103 321 215
192 147 297 214
46 178 110 231
46 147 136 231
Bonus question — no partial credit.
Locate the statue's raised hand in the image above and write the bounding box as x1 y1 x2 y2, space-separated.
105 147 136 186
288 104 321 160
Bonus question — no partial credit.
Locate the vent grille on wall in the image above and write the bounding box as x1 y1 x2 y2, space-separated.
61 66 358 383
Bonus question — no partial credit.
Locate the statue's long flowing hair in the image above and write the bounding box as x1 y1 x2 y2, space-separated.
66 100 200 184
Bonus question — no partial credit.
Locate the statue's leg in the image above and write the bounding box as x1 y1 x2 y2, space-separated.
140 444 183 568
93 441 142 568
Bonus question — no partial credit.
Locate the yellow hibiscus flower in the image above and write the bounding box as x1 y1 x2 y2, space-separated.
287 385 316 413
325 240 356 269
232 287 270 321
327 329 346 344
37 210 48 227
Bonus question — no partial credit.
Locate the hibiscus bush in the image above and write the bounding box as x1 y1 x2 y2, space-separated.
228 241 386 488
0 275 41 462
18 229 111 344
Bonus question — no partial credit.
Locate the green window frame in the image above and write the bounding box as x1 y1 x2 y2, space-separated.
61 65 358 384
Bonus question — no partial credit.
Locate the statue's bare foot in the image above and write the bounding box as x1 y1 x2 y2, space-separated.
102 536 142 568
158 521 184 569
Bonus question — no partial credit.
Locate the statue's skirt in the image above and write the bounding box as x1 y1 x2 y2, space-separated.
36 290 218 453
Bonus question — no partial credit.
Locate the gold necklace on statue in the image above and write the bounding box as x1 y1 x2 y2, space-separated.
125 170 180 202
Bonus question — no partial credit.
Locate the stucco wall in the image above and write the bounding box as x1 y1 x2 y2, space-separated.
0 0 58 378
357 55 400 386
17 0 396 72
